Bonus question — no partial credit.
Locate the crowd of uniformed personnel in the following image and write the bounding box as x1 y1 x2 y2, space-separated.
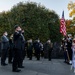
61 35 72 65
61 35 75 73
0 25 53 72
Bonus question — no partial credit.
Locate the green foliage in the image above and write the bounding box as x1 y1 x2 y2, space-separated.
67 17 75 36
0 2 62 42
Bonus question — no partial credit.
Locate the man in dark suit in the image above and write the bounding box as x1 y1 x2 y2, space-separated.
34 39 41 60
1 31 9 66
8 34 13 64
12 25 24 72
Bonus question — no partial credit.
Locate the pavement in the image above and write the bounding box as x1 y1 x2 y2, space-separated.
0 57 74 75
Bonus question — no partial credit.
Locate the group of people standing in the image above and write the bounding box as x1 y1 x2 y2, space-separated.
61 35 75 73
1 25 25 72
61 35 72 64
0 25 53 72
2 25 75 73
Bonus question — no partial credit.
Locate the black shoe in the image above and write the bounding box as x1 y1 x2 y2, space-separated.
37 59 40 60
12 69 21 72
66 62 70 65
49 59 51 61
9 62 12 64
64 61 66 63
29 58 32 60
18 66 25 68
1 63 8 66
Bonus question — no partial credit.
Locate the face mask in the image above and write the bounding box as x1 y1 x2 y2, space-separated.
37 40 40 43
5 33 8 36
22 30 24 33
47 40 51 43
48 40 51 43
16 27 21 31
30 40 32 43
62 38 64 40
19 27 21 31
11 35 13 38
22 32 24 34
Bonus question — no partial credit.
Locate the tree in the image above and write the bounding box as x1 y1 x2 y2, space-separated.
65 20 72 33
67 1 75 36
0 2 61 42
68 1 75 17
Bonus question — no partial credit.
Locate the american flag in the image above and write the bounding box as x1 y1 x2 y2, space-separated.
60 11 67 36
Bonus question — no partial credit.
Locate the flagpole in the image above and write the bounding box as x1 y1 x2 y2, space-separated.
60 11 70 63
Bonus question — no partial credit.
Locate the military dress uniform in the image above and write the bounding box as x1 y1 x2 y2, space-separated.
34 41 41 60
27 42 33 60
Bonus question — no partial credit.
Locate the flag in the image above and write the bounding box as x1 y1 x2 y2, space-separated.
60 11 67 36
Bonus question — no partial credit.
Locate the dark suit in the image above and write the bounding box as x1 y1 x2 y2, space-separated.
21 33 25 64
12 31 24 71
1 35 9 65
34 42 41 60
67 39 72 61
8 38 14 63
47 43 52 61
43 43 48 58
44 43 52 60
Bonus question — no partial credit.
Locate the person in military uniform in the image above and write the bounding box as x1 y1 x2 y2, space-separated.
71 38 75 73
61 37 67 63
1 31 9 66
27 39 33 60
34 39 41 60
12 25 24 72
44 40 53 61
43 42 48 58
67 35 72 64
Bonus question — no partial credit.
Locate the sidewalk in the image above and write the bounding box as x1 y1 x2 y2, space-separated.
0 57 74 75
